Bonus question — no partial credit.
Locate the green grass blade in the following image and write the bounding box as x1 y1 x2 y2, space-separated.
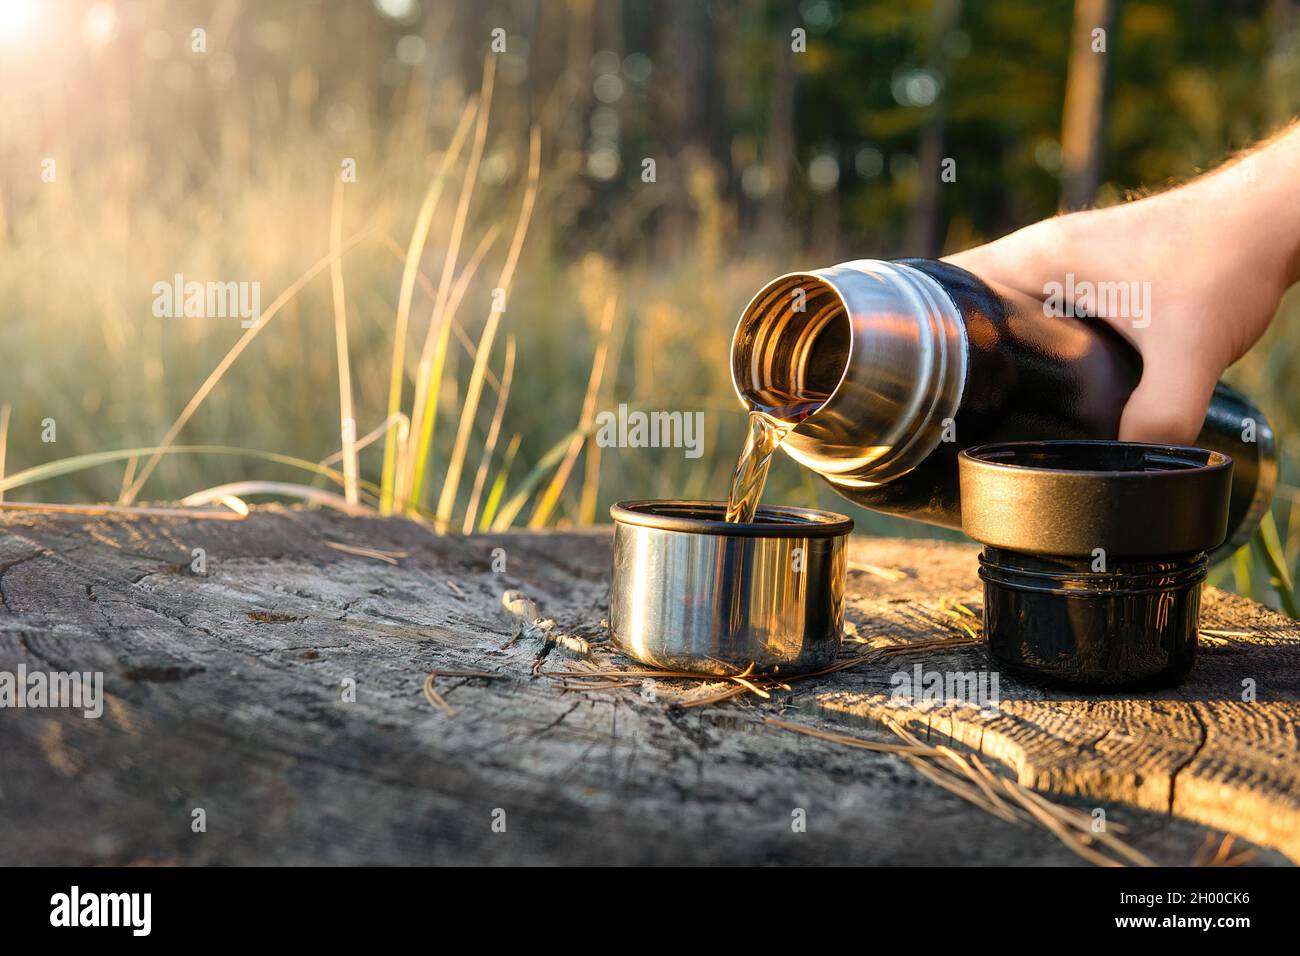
380 100 478 514
477 433 521 532
1206 558 1233 590
406 318 454 512
1232 543 1253 600
489 425 592 531
1254 511 1299 618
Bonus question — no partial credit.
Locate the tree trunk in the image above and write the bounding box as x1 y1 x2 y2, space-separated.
760 0 800 242
653 0 726 257
904 0 962 257
1060 0 1115 210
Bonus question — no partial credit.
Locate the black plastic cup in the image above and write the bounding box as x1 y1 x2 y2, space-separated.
958 441 1234 690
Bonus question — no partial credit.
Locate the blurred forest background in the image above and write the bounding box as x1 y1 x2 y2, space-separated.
1 0 1299 607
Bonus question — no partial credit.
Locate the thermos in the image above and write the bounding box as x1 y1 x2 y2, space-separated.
730 258 1276 561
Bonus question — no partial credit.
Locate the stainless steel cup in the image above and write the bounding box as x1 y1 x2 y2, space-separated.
609 500 852 676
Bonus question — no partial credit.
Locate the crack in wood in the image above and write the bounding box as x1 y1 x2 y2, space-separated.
2 512 1293 866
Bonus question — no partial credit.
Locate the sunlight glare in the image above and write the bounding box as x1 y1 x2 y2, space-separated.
83 2 119 47
0 0 39 43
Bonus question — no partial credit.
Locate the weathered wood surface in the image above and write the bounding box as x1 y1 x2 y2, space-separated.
814 542 1300 864
0 507 1294 865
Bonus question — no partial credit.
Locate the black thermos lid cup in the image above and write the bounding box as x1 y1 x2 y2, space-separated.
958 441 1234 690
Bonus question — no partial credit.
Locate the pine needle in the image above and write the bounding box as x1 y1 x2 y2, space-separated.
849 561 908 581
325 541 408 564
422 668 506 718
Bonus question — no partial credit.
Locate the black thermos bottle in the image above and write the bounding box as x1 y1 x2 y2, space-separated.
730 257 1275 561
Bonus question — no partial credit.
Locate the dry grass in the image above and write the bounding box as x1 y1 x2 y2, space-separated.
0 18 784 530
329 178 360 507
2 6 1294 618
0 500 245 520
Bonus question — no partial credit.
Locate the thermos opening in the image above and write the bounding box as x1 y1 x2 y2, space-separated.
729 260 971 487
726 258 1274 555
730 272 851 423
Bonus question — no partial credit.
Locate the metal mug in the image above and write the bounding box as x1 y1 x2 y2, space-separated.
608 500 852 675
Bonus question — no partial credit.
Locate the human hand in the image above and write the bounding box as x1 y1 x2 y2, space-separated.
943 124 1300 445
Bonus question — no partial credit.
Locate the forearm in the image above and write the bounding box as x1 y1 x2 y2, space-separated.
963 122 1300 302
1200 122 1300 296
942 120 1300 445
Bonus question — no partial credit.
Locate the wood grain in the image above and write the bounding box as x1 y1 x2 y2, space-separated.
815 538 1300 862
0 508 1292 865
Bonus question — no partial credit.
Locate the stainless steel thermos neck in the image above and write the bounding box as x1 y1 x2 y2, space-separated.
731 257 1276 560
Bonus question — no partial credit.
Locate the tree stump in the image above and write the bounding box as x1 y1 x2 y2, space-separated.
0 508 1294 865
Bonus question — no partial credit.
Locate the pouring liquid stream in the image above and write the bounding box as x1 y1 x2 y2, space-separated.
724 391 827 523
